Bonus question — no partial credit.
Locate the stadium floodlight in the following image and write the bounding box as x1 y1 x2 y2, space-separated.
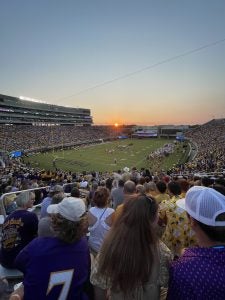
19 96 46 103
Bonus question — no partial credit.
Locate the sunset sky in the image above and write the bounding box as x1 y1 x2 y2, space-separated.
1 0 225 125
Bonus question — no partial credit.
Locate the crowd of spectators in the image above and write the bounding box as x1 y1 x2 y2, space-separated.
0 164 225 299
172 119 225 174
0 125 117 152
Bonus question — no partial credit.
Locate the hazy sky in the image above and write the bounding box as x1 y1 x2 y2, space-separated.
1 0 225 125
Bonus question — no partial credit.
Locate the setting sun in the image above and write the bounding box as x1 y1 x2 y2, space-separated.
114 123 119 127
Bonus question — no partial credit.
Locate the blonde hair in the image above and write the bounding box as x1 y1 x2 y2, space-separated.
16 191 35 208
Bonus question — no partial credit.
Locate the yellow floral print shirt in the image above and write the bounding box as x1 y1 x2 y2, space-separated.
159 196 197 257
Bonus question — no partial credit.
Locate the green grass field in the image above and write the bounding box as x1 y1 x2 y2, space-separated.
25 138 189 173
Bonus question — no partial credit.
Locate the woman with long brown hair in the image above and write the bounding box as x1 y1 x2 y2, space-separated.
91 193 172 299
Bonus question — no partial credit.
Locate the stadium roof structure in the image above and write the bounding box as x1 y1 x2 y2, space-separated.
0 94 93 126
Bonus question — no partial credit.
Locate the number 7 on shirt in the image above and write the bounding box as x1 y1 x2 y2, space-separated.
47 269 74 300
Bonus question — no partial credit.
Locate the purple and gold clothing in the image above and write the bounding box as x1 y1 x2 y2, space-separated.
1 210 38 268
15 236 90 300
167 247 225 300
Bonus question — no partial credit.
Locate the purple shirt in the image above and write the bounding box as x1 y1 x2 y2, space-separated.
167 247 225 300
1 210 38 268
15 236 90 300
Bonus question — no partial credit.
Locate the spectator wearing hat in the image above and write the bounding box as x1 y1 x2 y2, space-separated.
167 186 225 299
14 197 91 300
0 191 38 268
40 185 64 218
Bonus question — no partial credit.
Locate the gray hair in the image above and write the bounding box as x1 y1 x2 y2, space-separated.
136 184 145 194
124 180 136 194
16 191 35 208
51 193 64 204
144 182 157 193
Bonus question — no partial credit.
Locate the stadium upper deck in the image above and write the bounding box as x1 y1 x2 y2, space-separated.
0 94 92 126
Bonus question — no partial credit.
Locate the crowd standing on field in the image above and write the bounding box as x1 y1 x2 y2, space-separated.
0 120 225 299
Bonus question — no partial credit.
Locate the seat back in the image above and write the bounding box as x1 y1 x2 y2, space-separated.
0 265 23 279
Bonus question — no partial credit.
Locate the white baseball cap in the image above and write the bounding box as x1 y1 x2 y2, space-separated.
47 197 86 222
177 186 225 226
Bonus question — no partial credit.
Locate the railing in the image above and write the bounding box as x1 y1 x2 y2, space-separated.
0 186 50 219
171 171 225 177
0 183 89 221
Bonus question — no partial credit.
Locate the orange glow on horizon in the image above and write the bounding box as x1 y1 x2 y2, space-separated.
114 123 119 127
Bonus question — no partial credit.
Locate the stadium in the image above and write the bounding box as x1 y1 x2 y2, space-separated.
0 92 225 190
1 1 225 298
0 93 194 172
0 93 224 175
0 95 225 300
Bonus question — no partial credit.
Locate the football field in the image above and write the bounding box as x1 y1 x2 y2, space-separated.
25 138 189 173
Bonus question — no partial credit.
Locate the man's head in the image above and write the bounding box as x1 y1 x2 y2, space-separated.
70 187 80 198
201 176 213 187
177 186 225 243
118 179 125 188
168 181 181 196
124 180 136 195
49 185 64 196
179 179 190 193
156 181 167 194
